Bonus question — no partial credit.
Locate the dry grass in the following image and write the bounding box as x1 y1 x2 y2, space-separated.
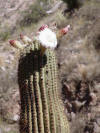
19 2 46 27
54 11 67 28
57 0 100 82
0 29 11 41
57 2 100 132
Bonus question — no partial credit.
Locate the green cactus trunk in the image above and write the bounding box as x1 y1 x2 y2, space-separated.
18 41 70 133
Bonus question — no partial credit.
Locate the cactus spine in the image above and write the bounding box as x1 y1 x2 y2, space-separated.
18 40 70 133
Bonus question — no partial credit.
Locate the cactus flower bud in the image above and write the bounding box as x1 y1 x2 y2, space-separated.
20 34 32 44
9 40 23 49
57 25 71 38
38 24 48 31
38 28 57 49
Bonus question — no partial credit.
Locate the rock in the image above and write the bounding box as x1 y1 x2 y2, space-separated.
0 128 2 133
71 112 76 120
96 118 100 126
5 59 11 64
89 92 97 105
4 127 11 132
93 122 100 133
87 113 91 121
46 1 63 14
72 100 85 111
13 114 19 121
0 66 6 71
85 131 89 133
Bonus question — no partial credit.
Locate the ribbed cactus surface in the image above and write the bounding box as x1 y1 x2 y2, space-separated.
18 40 70 133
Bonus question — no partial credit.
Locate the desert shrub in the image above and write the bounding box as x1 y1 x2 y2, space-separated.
86 20 100 53
55 12 67 28
0 31 10 41
62 0 83 11
93 33 100 50
20 2 46 27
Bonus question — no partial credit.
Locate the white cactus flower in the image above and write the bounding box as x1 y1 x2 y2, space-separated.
35 24 70 55
37 27 57 49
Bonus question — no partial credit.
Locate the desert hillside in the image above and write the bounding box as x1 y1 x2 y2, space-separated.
0 0 100 133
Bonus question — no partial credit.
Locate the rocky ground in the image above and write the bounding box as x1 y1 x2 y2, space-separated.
0 0 100 133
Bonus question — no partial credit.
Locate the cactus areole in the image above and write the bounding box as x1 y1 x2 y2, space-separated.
18 39 70 133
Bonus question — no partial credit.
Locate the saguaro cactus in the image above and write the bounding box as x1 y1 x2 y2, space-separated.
18 40 70 133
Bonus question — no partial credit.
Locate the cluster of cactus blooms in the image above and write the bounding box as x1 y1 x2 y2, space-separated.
9 24 70 53
11 24 71 133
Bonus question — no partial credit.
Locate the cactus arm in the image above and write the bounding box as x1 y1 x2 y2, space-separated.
46 50 57 133
52 52 70 133
49 50 62 133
